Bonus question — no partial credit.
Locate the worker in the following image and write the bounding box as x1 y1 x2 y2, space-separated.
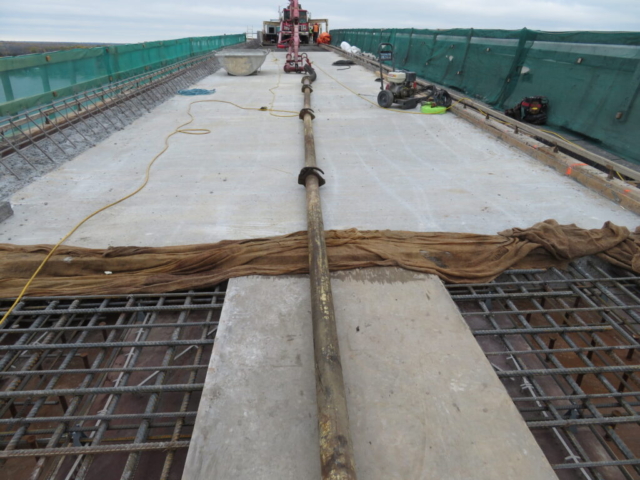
313 23 320 43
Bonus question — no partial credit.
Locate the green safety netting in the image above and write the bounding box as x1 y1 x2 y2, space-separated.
330 28 640 165
0 34 246 117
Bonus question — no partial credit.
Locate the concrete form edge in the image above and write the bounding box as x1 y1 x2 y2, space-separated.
452 106 640 213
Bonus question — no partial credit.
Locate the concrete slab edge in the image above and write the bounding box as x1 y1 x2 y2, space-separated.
453 107 640 215
0 201 13 223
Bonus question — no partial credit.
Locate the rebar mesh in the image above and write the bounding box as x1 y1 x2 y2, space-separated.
0 284 225 480
448 261 640 480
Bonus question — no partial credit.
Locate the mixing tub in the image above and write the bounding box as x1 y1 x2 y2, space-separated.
215 50 269 76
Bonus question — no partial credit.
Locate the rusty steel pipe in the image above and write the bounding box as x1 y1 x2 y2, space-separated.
300 74 357 480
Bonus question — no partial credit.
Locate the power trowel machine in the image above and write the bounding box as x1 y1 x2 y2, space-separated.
376 43 451 110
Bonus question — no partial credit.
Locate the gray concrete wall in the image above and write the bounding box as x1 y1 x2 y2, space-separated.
183 269 558 480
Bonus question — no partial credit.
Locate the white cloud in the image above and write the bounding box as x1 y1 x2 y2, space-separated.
0 0 638 43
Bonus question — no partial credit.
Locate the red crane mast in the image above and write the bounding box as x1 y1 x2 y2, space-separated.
279 0 313 74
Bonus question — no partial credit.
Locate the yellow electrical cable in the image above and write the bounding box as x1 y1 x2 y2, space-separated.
536 128 601 155
268 55 299 118
0 86 298 327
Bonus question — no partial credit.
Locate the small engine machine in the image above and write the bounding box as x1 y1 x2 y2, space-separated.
376 44 423 110
378 70 423 109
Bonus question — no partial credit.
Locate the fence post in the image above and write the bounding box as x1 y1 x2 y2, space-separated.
39 66 51 93
1 71 14 102
489 28 538 107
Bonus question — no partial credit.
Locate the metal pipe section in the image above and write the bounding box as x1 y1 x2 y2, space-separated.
0 338 214 351
0 383 204 399
300 73 357 480
0 411 198 425
0 421 196 438
1 303 223 317
0 441 191 459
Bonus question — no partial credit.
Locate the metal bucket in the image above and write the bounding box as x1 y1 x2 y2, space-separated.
215 50 269 76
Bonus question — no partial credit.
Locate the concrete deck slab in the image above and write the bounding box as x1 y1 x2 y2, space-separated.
0 51 636 248
183 269 558 480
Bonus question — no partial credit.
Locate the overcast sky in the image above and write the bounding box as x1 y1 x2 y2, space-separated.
1 0 639 43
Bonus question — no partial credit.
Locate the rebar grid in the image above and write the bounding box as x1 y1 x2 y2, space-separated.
447 261 640 480
0 285 225 480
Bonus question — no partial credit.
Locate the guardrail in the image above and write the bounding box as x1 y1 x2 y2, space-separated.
0 34 246 118
0 50 222 180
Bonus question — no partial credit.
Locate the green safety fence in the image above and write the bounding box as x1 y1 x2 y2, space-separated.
330 28 640 165
0 34 246 118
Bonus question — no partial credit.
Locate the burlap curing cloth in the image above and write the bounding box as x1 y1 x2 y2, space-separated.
0 220 639 297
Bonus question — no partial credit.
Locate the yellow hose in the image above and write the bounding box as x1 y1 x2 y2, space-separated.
0 69 298 327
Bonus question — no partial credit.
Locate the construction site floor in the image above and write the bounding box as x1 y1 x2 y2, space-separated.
1 51 638 479
0 51 636 247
